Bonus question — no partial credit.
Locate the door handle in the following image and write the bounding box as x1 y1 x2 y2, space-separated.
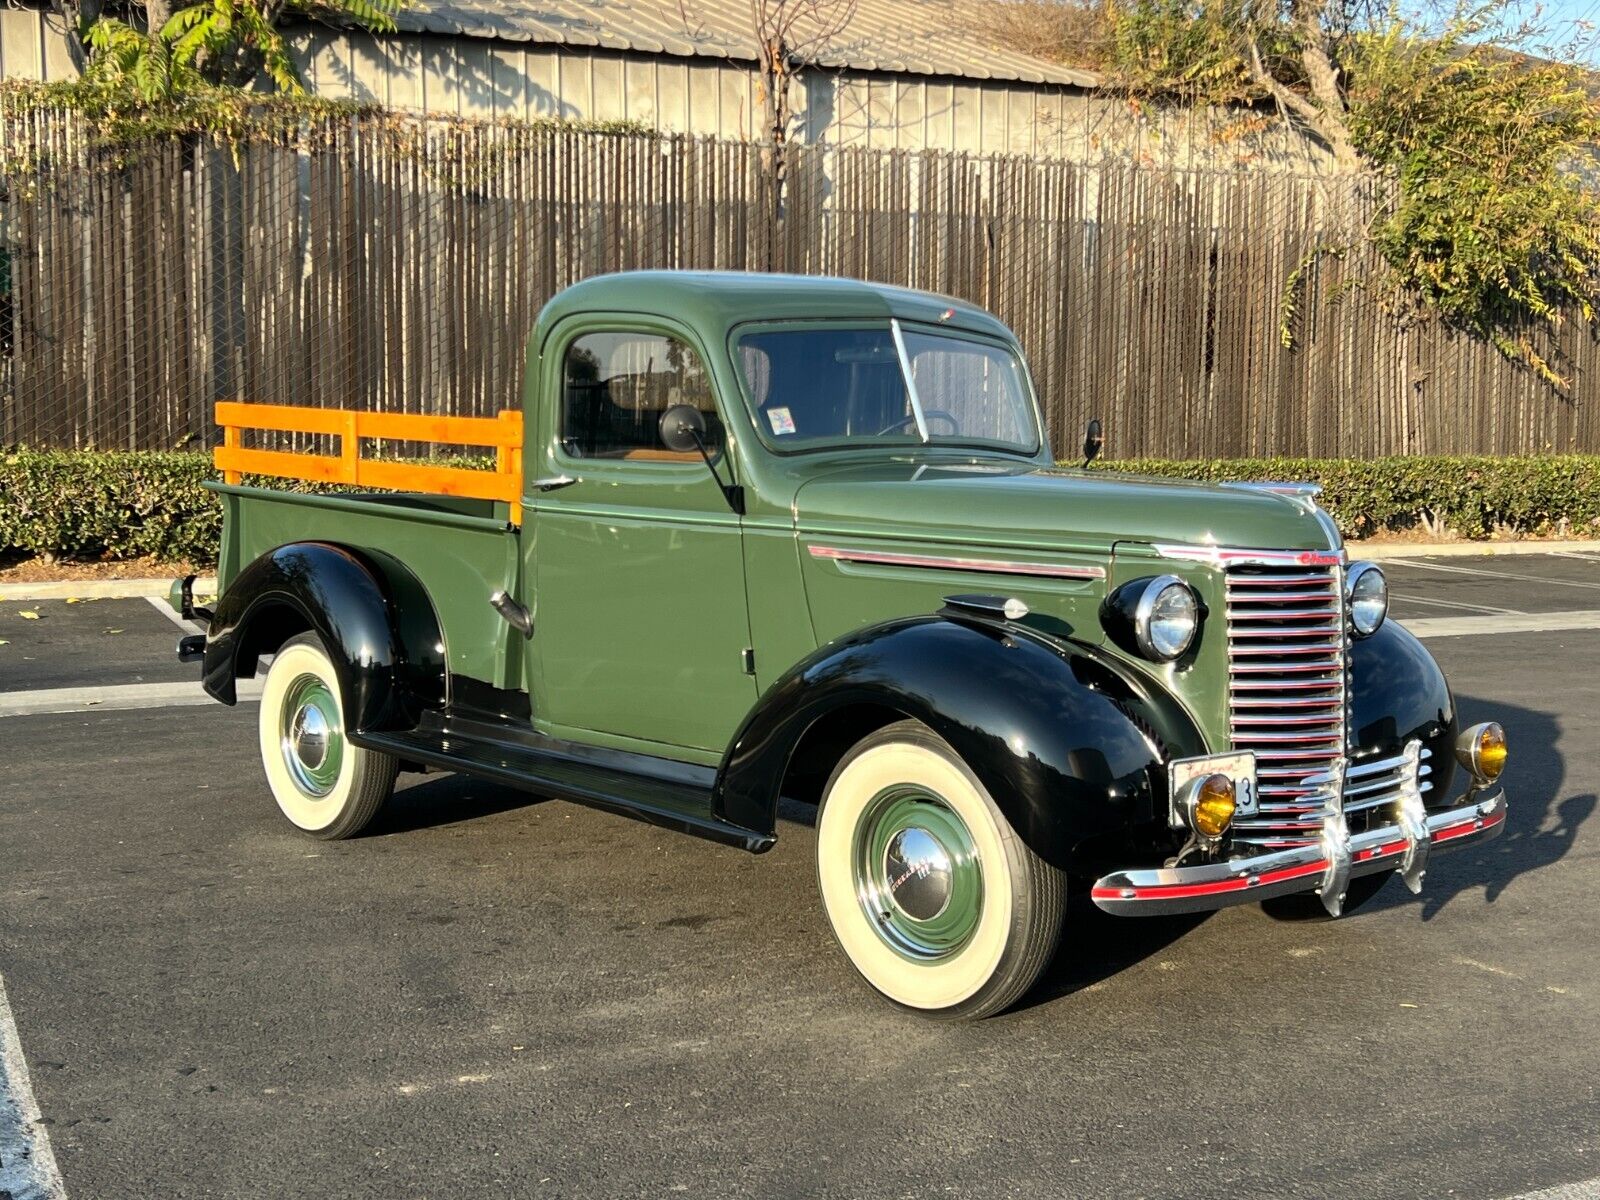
530 475 578 491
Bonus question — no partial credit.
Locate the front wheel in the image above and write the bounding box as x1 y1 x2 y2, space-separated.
816 721 1066 1019
257 632 398 839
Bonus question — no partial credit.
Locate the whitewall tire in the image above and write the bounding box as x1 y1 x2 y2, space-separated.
816 720 1067 1019
257 632 399 839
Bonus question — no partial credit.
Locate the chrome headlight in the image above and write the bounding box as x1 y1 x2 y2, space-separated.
1133 575 1199 661
1346 561 1388 637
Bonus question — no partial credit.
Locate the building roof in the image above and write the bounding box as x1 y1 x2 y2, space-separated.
391 0 1100 87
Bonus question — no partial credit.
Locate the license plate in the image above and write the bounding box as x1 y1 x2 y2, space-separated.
1169 752 1259 827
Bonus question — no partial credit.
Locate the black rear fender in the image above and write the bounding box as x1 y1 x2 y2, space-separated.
202 542 445 733
713 616 1204 871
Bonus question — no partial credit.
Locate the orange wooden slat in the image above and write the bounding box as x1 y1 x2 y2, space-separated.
356 459 520 502
340 410 360 484
215 446 349 484
215 402 349 437
496 409 523 526
222 424 242 486
216 403 522 448
213 403 524 524
352 409 521 447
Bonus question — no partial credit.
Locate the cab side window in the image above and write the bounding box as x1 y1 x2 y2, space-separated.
562 331 721 460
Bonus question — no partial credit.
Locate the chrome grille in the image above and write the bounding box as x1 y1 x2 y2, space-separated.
1226 564 1349 847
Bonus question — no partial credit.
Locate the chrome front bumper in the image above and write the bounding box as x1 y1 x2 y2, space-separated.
1091 786 1507 918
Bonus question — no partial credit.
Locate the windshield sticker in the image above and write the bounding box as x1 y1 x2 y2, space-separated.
767 406 797 435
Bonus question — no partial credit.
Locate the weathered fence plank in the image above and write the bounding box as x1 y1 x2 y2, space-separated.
0 104 1594 458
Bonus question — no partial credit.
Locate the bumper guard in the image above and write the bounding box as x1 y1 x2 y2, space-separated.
1092 739 1506 918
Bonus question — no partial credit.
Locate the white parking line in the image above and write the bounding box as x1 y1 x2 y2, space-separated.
0 680 260 718
1394 559 1600 590
0 973 67 1200
1502 1181 1600 1199
1393 591 1520 615
1407 610 1600 639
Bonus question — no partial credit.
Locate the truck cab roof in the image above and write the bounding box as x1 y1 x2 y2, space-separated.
532 271 1015 348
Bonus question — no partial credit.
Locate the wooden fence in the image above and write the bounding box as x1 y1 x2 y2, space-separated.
2 104 1596 459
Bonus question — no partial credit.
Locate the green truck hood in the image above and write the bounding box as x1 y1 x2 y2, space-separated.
790 459 1338 553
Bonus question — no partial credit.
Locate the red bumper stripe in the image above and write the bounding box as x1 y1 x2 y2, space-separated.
1434 805 1504 843
1091 859 1325 902
1091 805 1505 904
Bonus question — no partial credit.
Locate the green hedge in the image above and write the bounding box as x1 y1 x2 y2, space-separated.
1092 455 1600 540
4 449 1599 566
1 449 221 564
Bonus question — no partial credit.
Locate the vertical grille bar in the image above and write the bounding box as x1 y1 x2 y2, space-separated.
1225 563 1349 847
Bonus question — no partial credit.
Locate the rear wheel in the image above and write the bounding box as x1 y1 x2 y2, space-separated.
1259 872 1389 921
815 720 1066 1019
257 632 398 839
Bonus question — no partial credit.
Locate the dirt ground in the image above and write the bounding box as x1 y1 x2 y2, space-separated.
0 556 203 584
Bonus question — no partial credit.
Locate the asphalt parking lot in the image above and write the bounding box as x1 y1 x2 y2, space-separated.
1 554 1598 1199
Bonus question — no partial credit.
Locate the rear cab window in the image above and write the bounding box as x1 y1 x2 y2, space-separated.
562 330 723 461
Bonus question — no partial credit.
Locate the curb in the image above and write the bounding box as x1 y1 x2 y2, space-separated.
0 678 259 718
0 577 217 602
1354 541 1600 560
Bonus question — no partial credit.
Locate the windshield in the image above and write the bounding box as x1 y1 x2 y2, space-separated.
735 323 1041 454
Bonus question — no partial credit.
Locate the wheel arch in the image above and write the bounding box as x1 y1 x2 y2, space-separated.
202 541 445 733
714 615 1203 871
774 701 918 811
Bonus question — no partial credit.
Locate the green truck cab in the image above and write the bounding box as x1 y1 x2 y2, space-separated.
183 271 1509 1019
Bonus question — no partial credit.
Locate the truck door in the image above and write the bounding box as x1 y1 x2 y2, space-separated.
527 321 758 754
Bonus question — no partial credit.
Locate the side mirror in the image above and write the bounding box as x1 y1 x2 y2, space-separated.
657 404 744 515
658 404 708 454
1082 418 1103 468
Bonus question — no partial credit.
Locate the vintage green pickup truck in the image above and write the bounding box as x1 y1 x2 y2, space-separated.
179 271 1508 1018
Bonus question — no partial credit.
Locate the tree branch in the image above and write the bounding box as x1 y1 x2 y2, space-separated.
1245 16 1362 170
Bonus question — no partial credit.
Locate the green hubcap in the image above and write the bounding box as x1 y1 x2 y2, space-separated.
280 674 344 798
854 787 982 961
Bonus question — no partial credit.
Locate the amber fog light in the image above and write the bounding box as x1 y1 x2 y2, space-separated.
1186 773 1237 839
1457 722 1507 784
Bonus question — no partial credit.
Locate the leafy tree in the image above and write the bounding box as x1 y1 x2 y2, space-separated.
51 0 401 100
1006 0 1600 386
1347 17 1600 382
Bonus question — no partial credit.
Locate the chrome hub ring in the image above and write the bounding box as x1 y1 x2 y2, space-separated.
853 787 982 961
279 674 344 798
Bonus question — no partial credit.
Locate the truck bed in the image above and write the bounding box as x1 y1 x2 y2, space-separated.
209 482 523 694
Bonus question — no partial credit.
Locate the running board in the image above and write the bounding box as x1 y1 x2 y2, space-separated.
352 722 773 854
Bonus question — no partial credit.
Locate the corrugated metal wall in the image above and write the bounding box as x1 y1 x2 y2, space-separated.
0 7 76 82
0 8 1332 171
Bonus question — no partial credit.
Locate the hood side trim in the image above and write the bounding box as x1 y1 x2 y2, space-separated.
809 544 1107 580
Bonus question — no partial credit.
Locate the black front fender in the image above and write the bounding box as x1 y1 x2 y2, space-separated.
714 616 1205 870
202 542 444 733
1349 620 1458 803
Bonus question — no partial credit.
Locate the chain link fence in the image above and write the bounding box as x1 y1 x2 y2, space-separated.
2 103 1597 460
